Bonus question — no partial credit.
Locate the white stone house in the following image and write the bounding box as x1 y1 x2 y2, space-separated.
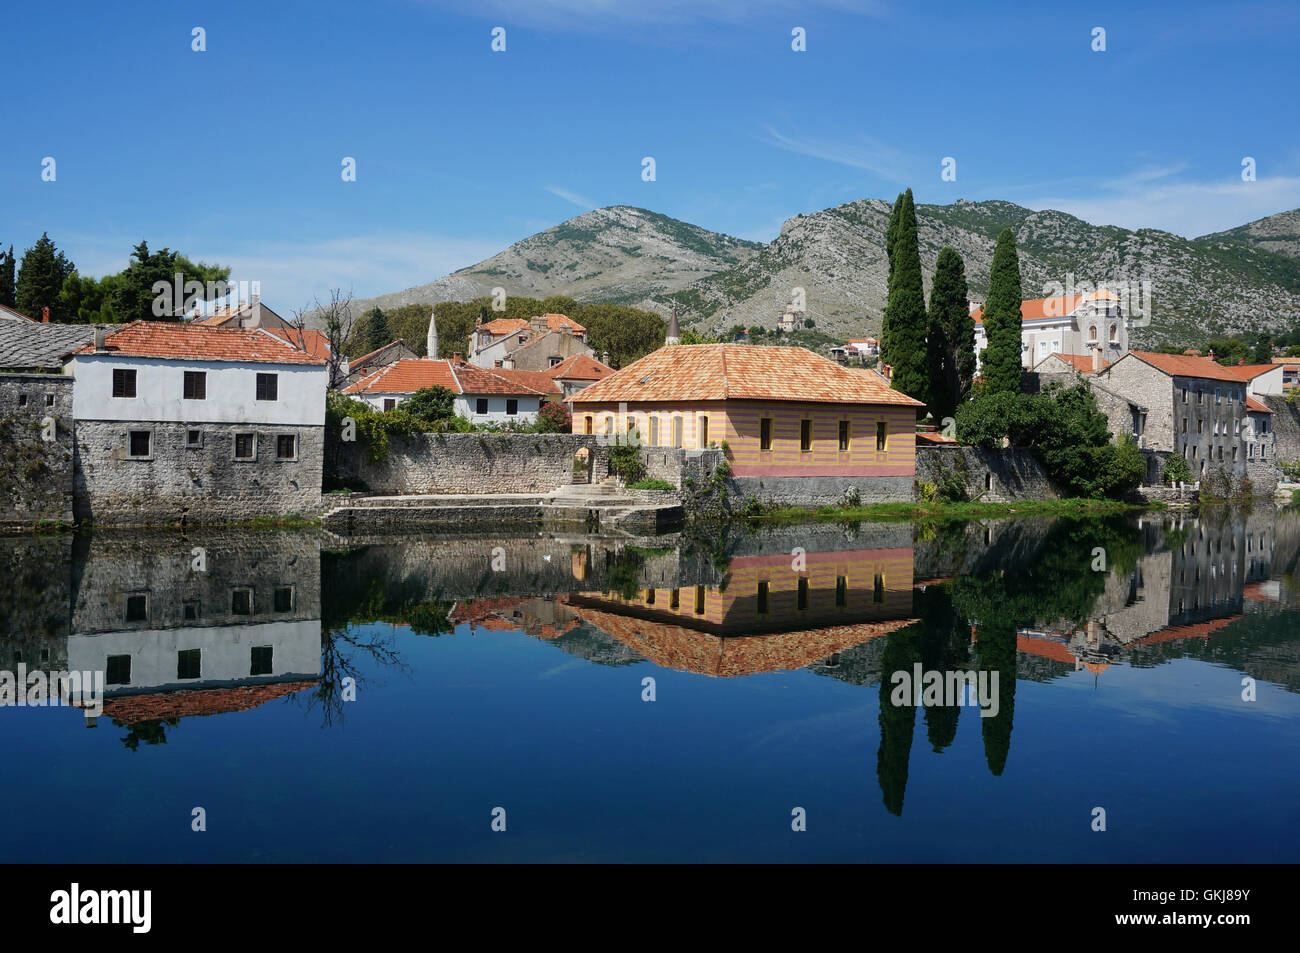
342 357 549 424
974 289 1128 371
69 321 328 523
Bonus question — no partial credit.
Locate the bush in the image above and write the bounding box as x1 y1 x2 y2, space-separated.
1162 453 1192 485
402 385 456 424
607 439 645 484
629 478 674 490
536 401 571 433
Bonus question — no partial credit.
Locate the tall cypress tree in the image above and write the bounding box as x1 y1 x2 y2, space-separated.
16 233 75 322
926 247 975 420
365 307 390 353
0 245 16 309
980 228 1024 396
880 193 905 365
882 189 928 407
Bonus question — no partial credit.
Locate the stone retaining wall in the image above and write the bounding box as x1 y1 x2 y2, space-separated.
914 445 1059 500
0 374 75 525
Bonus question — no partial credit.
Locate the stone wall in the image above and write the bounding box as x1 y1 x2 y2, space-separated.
1265 396 1300 464
328 432 610 495
0 374 75 525
73 421 323 525
915 445 1059 501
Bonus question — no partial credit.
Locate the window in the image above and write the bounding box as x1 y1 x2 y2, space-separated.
183 600 200 621
584 416 593 435
124 593 148 622
876 421 888 452
106 655 132 686
1182 419 1188 434
757 580 769 614
1234 419 1240 435
186 429 202 448
645 588 655 605
797 577 809 610
45 393 54 407
548 356 562 367
698 415 709 447
112 368 136 398
273 586 294 612
670 589 679 609
1089 324 1097 342
494 361 503 368
1182 388 1188 403
1249 443 1255 458
250 646 274 676
256 373 278 401
231 588 253 615
873 573 885 603
800 419 813 452
1110 323 1118 343
17 394 27 407
276 434 297 460
839 420 850 452
835 575 848 607
760 418 773 451
475 398 488 415
1197 420 1204 435
383 398 396 411
694 585 706 615
177 649 201 681
1215 387 1221 404
234 433 256 460
649 416 659 446
127 430 151 458
673 416 683 448
604 415 614 435
506 399 518 416
1198 390 1204 404
183 371 206 400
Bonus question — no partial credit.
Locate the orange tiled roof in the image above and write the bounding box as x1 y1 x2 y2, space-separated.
1220 363 1280 380
99 681 316 723
342 358 551 396
546 353 613 381
479 313 585 336
1124 351 1256 383
569 344 925 407
971 289 1118 325
72 321 327 365
491 368 561 395
916 431 957 444
260 327 332 359
1133 615 1239 646
1041 352 1108 374
1246 396 1272 414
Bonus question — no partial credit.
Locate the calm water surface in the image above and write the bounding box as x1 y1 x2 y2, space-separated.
2 508 1298 862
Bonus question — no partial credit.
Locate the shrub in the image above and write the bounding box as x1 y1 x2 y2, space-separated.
1162 453 1193 485
536 401 572 433
607 439 645 484
629 478 674 490
402 385 457 424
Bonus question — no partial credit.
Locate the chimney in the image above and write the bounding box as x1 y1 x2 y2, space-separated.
1207 349 1215 361
601 350 610 366
1092 346 1103 373
1238 358 1245 365
92 326 106 351
452 353 463 365
41 306 50 323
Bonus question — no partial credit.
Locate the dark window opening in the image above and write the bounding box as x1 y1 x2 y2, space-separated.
276 434 296 459
231 589 252 615
183 371 206 400
183 600 200 621
873 573 885 603
506 399 518 416
186 429 202 448
177 649 201 680
125 594 148 622
234 433 256 460
128 430 151 458
273 586 294 612
835 575 848 607
694 585 706 615
106 655 132 686
757 580 769 614
476 398 488 414
876 421 888 452
800 419 812 452
839 420 850 452
112 368 136 398
256 373 278 401
797 577 809 610
760 418 773 451
250 646 274 676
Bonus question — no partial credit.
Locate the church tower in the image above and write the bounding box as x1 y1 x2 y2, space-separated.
426 309 439 359
665 307 680 346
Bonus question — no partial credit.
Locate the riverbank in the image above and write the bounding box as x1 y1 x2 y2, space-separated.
744 497 1159 524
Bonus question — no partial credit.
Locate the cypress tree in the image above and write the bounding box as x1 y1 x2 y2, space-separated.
365 307 390 353
16 233 75 322
926 247 975 420
0 246 16 308
881 189 928 408
880 193 904 364
980 228 1024 396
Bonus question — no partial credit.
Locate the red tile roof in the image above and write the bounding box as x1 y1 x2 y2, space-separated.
99 681 316 723
546 353 614 381
1220 364 1281 380
1124 351 1254 383
342 358 551 396
1040 352 1108 374
1246 396 1272 414
72 320 327 365
479 313 585 336
971 289 1119 325
569 344 925 407
491 368 561 395
260 327 332 360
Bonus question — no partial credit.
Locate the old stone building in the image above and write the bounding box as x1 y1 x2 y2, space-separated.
467 313 595 371
68 322 328 524
974 289 1129 371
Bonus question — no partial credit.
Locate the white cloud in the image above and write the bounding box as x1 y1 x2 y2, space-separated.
544 185 597 210
758 124 913 183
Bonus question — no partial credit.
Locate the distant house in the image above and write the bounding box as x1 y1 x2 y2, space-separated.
258 327 348 386
546 353 614 399
830 338 879 363
191 296 293 330
1220 362 1288 398
341 356 551 423
69 321 328 523
468 313 594 371
569 344 923 501
345 339 417 386
1244 396 1275 482
973 289 1128 371
777 304 803 333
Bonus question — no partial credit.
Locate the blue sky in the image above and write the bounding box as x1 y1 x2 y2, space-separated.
1 0 1297 309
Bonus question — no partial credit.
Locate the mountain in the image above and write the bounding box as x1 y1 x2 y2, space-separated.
1199 208 1300 260
334 200 1300 346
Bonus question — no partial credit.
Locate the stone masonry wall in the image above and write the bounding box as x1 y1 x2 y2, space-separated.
1265 396 1300 465
329 432 611 495
915 445 1059 501
73 421 323 525
0 374 75 525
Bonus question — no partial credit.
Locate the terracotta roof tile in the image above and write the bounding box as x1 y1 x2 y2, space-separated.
342 358 551 396
971 289 1119 325
546 353 614 381
72 321 327 365
479 313 586 337
1219 364 1280 380
1124 351 1254 383
570 344 925 407
259 327 333 359
1037 352 1108 374
1246 396 1272 413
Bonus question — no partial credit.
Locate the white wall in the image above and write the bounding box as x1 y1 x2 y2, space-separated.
358 392 542 424
1247 366 1285 396
72 355 326 426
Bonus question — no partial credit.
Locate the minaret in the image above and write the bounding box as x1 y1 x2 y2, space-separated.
426 309 439 359
665 307 680 346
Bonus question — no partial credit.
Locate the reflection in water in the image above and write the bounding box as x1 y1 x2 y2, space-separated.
2 506 1299 820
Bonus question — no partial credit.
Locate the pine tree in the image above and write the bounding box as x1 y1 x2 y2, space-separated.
980 228 1024 396
0 245 16 308
365 307 390 353
880 193 905 365
926 247 975 420
881 189 928 408
16 233 75 321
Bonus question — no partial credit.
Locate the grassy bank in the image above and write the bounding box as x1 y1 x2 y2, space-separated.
746 497 1158 524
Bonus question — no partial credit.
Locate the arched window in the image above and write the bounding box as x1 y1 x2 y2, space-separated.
1110 323 1118 343
1089 324 1097 342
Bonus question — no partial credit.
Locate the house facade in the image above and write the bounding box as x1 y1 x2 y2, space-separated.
70 322 328 524
467 314 594 370
341 357 549 424
192 296 293 330
569 344 924 503
974 289 1128 371
546 353 613 398
345 339 417 386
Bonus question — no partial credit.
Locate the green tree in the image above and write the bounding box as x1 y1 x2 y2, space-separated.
881 188 928 408
364 307 390 354
402 385 456 423
536 401 572 433
108 241 229 321
880 192 905 365
980 228 1024 396
0 245 15 309
1205 337 1250 366
16 233 75 322
1252 335 1272 365
926 246 974 420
